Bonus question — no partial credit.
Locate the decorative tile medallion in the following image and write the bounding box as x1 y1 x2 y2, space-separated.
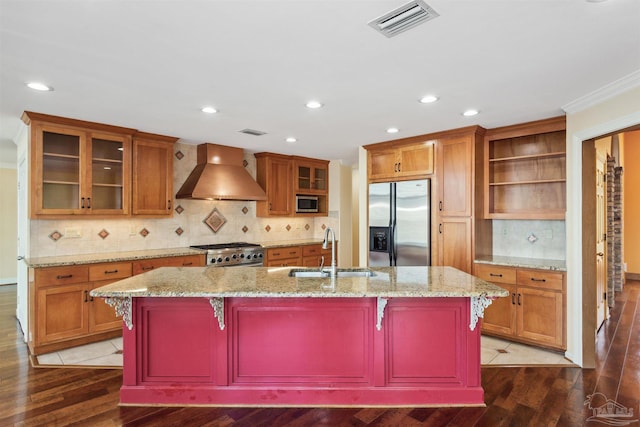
321 224 327 230
175 151 184 160
175 227 184 236
242 225 249 233
286 224 291 231
305 224 310 231
242 159 248 167
265 225 271 232
242 206 248 215
140 228 150 238
98 229 110 240
204 208 227 233
49 231 63 242
527 233 538 244
175 205 184 215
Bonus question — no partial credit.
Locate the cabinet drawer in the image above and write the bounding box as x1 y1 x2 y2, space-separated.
266 258 301 267
517 269 564 291
35 266 89 287
302 245 322 257
89 262 132 281
267 247 301 261
474 264 516 284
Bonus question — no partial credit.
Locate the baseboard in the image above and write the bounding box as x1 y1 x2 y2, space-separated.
625 272 640 281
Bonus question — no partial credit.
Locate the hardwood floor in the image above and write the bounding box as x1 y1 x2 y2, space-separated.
1 282 638 426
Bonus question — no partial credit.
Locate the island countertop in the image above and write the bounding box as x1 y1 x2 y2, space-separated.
90 266 508 299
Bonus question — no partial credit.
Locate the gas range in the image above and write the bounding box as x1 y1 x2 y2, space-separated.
190 242 264 267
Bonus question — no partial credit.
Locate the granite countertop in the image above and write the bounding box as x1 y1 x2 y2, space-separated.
474 255 566 271
90 266 509 299
24 247 206 268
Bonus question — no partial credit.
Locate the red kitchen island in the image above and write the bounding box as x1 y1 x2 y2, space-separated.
91 266 507 407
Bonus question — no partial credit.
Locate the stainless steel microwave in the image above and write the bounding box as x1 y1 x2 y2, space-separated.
296 195 319 213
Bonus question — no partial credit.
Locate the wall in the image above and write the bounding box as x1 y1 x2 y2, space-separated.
0 168 17 284
622 130 640 274
565 82 640 367
492 220 565 260
28 143 339 258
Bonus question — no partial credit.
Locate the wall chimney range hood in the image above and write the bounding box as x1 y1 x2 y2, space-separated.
175 143 267 201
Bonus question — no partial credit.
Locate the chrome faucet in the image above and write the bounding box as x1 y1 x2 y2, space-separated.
322 227 337 278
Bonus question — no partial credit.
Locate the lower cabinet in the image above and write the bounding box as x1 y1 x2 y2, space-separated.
265 243 337 267
475 263 566 350
29 254 205 355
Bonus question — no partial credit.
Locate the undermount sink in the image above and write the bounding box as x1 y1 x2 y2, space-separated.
288 268 376 278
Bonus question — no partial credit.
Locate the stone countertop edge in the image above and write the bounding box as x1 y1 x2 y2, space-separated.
24 247 207 268
474 255 567 272
90 266 509 299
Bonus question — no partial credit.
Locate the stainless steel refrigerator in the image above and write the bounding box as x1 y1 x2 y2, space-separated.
368 179 430 266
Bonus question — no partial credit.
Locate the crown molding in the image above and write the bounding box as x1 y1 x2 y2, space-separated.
562 69 640 114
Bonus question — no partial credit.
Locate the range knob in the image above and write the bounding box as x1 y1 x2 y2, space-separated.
240 253 245 258
224 256 230 262
210 258 216 264
246 254 252 260
217 257 223 263
258 253 263 258
232 254 238 259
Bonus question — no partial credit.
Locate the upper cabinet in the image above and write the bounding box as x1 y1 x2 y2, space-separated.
436 135 473 217
22 112 177 219
24 112 134 218
132 132 177 217
366 139 434 182
484 116 566 220
255 153 329 217
294 157 328 194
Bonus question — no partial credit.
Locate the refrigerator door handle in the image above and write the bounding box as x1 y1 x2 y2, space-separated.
388 220 394 265
392 218 398 265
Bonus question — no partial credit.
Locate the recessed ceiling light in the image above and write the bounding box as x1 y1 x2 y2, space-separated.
201 106 217 114
462 109 479 117
26 82 53 91
286 137 297 143
419 95 438 104
386 127 399 134
306 101 323 109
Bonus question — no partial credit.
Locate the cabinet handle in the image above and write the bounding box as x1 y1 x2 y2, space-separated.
439 201 443 211
439 224 442 234
489 273 503 278
511 293 516 305
273 252 280 256
104 269 119 274
269 203 272 211
142 266 154 271
289 251 297 255
84 290 89 303
87 197 91 209
167 200 171 210
182 262 193 266
397 162 401 172
81 197 85 209
56 274 73 280
530 278 546 282
517 293 522 305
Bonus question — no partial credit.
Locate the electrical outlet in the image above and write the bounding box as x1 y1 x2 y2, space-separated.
65 227 81 238
624 263 628 272
129 226 138 236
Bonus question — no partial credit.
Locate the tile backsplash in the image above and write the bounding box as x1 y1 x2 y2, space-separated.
29 143 338 258
492 220 566 260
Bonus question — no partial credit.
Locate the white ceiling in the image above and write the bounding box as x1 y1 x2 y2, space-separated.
1 0 639 165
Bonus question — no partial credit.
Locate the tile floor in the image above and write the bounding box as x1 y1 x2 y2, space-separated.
35 335 575 368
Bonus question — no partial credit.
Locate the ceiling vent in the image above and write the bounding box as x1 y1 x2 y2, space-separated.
368 0 439 38
239 128 267 136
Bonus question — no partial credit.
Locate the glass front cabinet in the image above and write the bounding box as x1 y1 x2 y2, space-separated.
26 112 133 217
294 158 328 194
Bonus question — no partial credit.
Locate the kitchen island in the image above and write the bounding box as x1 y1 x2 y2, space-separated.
91 266 508 407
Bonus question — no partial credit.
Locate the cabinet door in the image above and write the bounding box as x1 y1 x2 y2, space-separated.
266 157 292 215
437 136 472 217
482 283 516 336
396 143 434 178
437 217 472 273
89 280 123 333
132 138 174 216
87 132 131 214
516 287 564 348
37 284 89 344
33 124 85 216
296 162 328 193
368 148 399 181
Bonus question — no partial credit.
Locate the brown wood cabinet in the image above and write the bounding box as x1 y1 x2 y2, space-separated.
29 254 204 355
23 112 135 218
255 153 329 217
132 132 178 217
437 217 472 273
475 263 566 350
365 139 434 182
484 116 566 219
264 243 336 267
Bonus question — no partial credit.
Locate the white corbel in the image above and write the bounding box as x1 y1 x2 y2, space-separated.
105 296 133 330
470 294 493 331
376 297 388 331
209 297 225 330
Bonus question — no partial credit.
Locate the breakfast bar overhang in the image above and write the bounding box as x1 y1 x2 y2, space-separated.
91 266 508 407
